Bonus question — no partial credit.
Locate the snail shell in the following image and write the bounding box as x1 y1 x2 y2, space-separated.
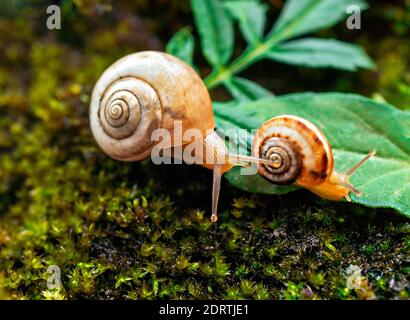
252 115 375 201
252 115 333 186
89 51 215 161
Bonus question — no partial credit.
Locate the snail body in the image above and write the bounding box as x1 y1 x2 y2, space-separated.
252 115 375 201
90 51 272 222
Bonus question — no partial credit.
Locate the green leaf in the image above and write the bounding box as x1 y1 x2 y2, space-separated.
223 0 268 44
265 38 375 71
204 0 374 90
166 27 196 67
224 76 273 102
270 0 368 42
214 93 410 218
190 0 234 68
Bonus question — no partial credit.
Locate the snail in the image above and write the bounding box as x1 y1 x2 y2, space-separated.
252 115 375 201
89 51 275 223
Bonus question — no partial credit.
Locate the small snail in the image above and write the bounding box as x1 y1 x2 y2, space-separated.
90 51 274 223
252 115 375 201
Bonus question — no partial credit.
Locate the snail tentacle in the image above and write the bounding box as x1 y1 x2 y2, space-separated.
211 164 222 223
335 149 377 198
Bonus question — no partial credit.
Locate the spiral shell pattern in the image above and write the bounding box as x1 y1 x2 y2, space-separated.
99 78 144 139
90 51 215 162
259 137 302 184
252 115 334 186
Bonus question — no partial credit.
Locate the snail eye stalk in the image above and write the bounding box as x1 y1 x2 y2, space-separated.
339 150 376 199
344 150 376 177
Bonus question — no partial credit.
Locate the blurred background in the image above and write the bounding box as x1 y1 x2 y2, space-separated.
1 0 409 106
0 0 409 300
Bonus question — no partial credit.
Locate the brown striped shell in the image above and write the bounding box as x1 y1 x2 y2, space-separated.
89 51 215 162
252 115 334 187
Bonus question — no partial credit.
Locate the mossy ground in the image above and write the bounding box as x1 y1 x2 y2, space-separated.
0 1 409 299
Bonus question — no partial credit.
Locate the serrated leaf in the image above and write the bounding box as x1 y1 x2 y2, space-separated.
214 93 410 218
224 76 273 102
166 27 196 67
190 0 234 68
265 38 375 71
223 0 268 44
270 0 368 42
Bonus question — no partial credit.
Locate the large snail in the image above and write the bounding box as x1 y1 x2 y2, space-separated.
252 115 375 201
89 51 274 223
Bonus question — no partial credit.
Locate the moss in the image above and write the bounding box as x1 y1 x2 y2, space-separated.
0 0 409 300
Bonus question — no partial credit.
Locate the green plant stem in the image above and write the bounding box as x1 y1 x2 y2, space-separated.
204 35 281 90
